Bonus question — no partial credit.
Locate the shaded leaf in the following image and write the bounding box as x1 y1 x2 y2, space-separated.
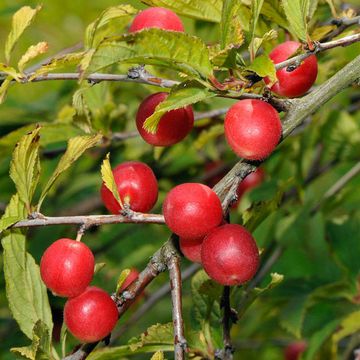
0 76 13 104
261 0 289 30
9 126 41 212
249 0 265 59
194 124 224 150
101 153 123 210
142 0 222 22
82 29 213 80
37 133 102 210
72 87 92 133
221 0 245 49
144 80 215 133
251 29 278 59
5 5 42 63
0 194 27 232
18 42 49 73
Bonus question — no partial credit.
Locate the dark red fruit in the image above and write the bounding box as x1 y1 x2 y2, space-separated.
201 224 259 286
64 286 118 343
265 41 318 98
232 168 265 208
118 268 140 292
179 236 203 263
163 183 223 238
100 161 158 214
224 99 282 160
284 341 307 360
40 238 94 298
129 7 184 33
136 92 194 146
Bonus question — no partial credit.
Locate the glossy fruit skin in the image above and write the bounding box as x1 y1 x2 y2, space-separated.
179 236 203 263
118 268 140 292
163 183 223 239
284 341 307 360
224 99 282 160
136 92 194 146
265 41 318 98
129 7 184 33
201 224 259 286
64 286 118 343
100 161 158 214
40 238 94 298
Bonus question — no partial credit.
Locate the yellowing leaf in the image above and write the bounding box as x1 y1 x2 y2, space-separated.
151 350 165 360
18 42 49 73
116 269 131 293
37 134 102 210
0 76 13 104
0 63 21 80
221 0 245 49
5 6 42 63
9 126 41 212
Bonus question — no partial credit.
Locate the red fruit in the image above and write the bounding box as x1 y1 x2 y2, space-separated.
284 341 307 360
136 92 194 146
100 161 158 214
163 183 223 238
201 224 259 286
129 7 184 33
224 99 282 160
265 41 318 98
119 268 140 292
179 236 203 263
40 238 94 298
64 286 118 343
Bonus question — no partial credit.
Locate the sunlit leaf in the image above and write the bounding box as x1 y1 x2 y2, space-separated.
18 42 49 73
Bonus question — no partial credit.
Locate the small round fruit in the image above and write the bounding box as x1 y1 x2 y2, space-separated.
40 238 94 298
284 341 307 360
201 224 259 286
64 286 118 343
136 92 194 146
265 41 318 98
179 236 203 263
100 161 158 214
118 268 140 292
224 99 282 160
129 7 184 33
163 183 223 238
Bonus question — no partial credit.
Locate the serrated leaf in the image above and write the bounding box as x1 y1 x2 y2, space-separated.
128 323 174 351
0 76 13 104
251 29 278 58
144 80 215 133
281 0 311 41
0 194 27 232
279 296 307 338
0 63 21 80
101 153 123 210
221 0 245 49
246 54 277 84
82 29 213 80
194 124 224 150
85 5 138 49
2 232 53 340
37 133 102 210
151 350 164 360
142 0 222 22
18 42 49 73
5 6 42 63
9 126 41 212
261 0 289 30
249 0 265 60
72 88 92 133
116 268 131 292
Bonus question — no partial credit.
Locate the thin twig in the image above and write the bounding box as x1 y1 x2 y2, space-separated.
321 15 360 42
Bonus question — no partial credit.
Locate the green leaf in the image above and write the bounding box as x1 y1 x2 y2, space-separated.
5 6 42 63
116 268 131 292
245 54 277 84
143 80 216 133
18 42 49 73
221 0 245 49
0 76 13 104
194 124 224 150
82 29 213 80
281 0 311 41
37 133 102 210
9 126 41 212
2 232 53 340
94 262 106 275
141 0 222 22
249 0 265 60
72 87 93 133
0 63 21 80
0 194 27 232
261 0 289 30
11 320 52 360
250 29 278 59
150 350 164 360
85 4 138 49
101 153 123 210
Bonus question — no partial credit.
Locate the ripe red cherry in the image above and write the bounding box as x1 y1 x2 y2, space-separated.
265 41 318 97
136 92 194 146
179 236 203 263
201 224 259 286
100 161 158 214
40 238 94 298
163 183 223 238
284 341 307 360
224 99 282 160
118 268 140 292
64 286 118 343
129 7 184 33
